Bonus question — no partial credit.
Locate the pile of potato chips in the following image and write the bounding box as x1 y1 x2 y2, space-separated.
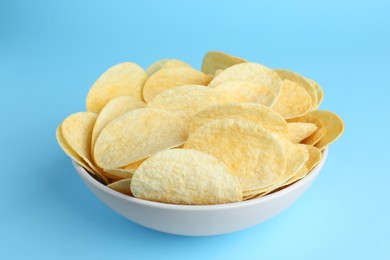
56 51 344 205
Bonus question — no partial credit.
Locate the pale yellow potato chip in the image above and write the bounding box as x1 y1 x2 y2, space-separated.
214 69 224 77
142 67 212 102
103 168 133 180
306 78 323 109
56 124 95 174
131 149 242 205
59 112 109 184
91 96 145 152
273 69 317 109
288 116 325 146
94 108 188 169
145 59 191 76
299 144 322 171
287 122 318 143
242 137 306 197
201 51 247 76
213 80 276 106
271 80 312 119
86 62 147 113
208 63 282 101
290 110 344 149
148 85 226 127
107 178 133 196
184 119 286 192
189 103 288 137
122 159 145 172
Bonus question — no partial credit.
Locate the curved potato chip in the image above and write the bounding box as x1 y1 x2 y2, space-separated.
272 80 312 119
56 124 95 174
142 67 212 102
243 137 306 196
148 85 226 126
299 144 322 171
189 103 288 136
288 116 325 146
290 110 344 149
86 62 147 113
107 178 133 196
91 96 145 152
94 108 188 169
60 112 109 184
214 80 276 106
131 149 242 205
306 78 323 109
185 119 286 192
208 63 282 100
201 51 246 76
287 123 318 143
103 168 133 180
145 59 191 76
273 69 317 109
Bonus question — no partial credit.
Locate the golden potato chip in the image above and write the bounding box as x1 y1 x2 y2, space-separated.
56 124 94 174
145 59 191 76
147 85 227 127
184 119 286 192
306 78 323 109
208 63 282 100
271 80 312 119
214 69 224 77
189 103 288 137
290 110 344 149
242 137 306 197
94 108 188 169
107 178 133 196
288 116 325 145
299 144 322 171
201 51 246 76
91 96 145 152
103 168 133 180
214 80 276 106
122 159 145 172
131 149 242 205
273 69 317 109
86 62 147 113
287 122 318 143
142 67 212 102
59 112 109 183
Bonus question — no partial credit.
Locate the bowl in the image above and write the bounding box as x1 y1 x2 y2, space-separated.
73 148 328 236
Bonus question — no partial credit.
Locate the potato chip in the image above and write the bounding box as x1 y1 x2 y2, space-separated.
201 51 246 76
122 159 145 172
299 144 322 171
184 119 286 192
273 69 317 109
142 67 212 102
91 96 145 152
107 178 133 196
148 85 226 127
290 110 344 149
145 59 191 76
208 63 282 100
189 103 288 136
306 78 323 109
86 62 147 113
56 124 95 174
288 116 325 145
271 80 312 119
59 112 109 183
131 149 242 205
103 168 133 180
242 136 306 197
287 122 318 143
94 108 188 169
213 80 276 106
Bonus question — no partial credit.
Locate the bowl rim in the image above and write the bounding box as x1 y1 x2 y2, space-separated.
73 147 328 211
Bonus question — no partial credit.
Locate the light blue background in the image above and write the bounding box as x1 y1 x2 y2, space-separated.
1 0 389 259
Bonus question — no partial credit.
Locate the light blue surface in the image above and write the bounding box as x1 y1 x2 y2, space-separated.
1 0 389 259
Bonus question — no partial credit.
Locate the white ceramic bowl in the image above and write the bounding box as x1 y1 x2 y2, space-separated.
73 148 328 236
